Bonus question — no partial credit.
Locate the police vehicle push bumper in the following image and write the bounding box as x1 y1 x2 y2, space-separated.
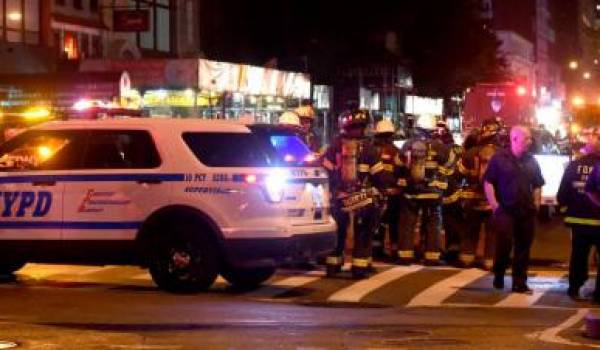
221 222 337 269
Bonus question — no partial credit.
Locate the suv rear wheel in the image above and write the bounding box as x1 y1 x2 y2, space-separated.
149 224 218 293
221 266 275 290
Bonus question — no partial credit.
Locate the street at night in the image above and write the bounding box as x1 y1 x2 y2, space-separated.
0 219 596 349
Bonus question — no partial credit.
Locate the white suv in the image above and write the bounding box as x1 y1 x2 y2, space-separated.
0 119 335 292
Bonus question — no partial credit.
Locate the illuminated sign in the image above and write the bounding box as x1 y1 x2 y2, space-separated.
113 10 150 32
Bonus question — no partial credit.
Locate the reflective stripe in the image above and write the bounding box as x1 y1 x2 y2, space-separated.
460 254 475 264
428 180 448 190
322 158 335 171
397 178 408 187
425 161 438 169
438 166 455 176
559 206 567 214
461 190 484 200
326 256 343 265
352 258 370 268
394 154 404 166
443 151 456 168
370 162 385 175
564 217 600 226
443 190 462 205
457 160 477 176
425 252 441 260
405 193 441 200
358 164 370 173
398 250 415 259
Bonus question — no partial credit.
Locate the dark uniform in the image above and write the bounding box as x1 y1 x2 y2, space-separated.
562 152 600 300
322 110 380 278
397 137 449 265
483 149 544 289
458 143 498 268
371 135 405 259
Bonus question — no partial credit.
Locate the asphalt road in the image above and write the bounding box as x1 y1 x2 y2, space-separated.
0 216 592 350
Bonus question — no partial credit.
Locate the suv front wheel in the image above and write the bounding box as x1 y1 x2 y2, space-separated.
149 224 218 293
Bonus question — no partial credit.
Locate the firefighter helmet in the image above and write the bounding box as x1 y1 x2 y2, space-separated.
279 111 301 126
375 119 395 134
338 110 369 130
294 105 316 120
481 118 501 138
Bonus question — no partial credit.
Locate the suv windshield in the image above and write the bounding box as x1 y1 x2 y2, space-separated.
183 131 312 167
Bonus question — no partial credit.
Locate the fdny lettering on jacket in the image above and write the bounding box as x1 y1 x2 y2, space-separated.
0 191 53 217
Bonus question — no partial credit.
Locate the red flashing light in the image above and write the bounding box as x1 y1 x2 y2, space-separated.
516 86 527 96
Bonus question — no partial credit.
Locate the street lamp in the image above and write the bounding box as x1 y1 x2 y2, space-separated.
584 72 592 80
572 96 586 108
569 60 579 70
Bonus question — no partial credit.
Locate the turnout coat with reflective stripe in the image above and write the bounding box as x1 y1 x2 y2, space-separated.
558 153 600 226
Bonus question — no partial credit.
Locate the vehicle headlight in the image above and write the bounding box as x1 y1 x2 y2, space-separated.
264 169 288 203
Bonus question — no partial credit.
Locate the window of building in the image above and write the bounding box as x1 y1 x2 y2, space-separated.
136 0 171 53
55 0 65 5
73 0 83 10
0 0 41 45
80 33 89 58
90 0 98 12
91 35 102 58
63 31 79 59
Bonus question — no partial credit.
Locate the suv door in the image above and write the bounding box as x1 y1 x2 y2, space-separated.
61 129 168 263
0 130 86 255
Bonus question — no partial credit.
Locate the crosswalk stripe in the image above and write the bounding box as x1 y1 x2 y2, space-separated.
495 272 567 308
406 268 488 307
246 275 322 298
328 265 422 302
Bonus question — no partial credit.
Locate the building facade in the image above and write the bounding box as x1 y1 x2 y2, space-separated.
0 0 201 74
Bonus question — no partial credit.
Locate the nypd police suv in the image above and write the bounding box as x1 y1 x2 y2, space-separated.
0 119 336 292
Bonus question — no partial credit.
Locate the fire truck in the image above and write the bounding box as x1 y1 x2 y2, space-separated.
463 82 535 131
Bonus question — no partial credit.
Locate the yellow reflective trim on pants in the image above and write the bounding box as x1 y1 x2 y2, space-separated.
352 258 370 268
358 164 370 173
461 190 483 200
443 151 456 168
460 254 475 264
438 166 455 176
326 256 343 265
394 154 404 166
398 250 415 259
564 217 600 226
457 160 477 176
560 206 567 214
428 180 448 190
405 193 441 200
425 252 441 260
443 190 462 205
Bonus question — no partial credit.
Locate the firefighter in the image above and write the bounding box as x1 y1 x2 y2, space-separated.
558 126 600 301
435 120 465 266
322 110 380 279
396 121 449 266
294 105 321 153
457 118 502 268
371 119 405 260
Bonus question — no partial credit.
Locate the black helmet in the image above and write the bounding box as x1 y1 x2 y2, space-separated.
338 110 369 130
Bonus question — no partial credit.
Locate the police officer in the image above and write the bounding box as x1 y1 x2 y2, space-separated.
322 110 379 278
396 120 449 265
458 118 502 268
371 119 405 260
559 126 600 301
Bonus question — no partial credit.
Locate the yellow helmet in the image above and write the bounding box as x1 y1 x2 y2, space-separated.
294 105 316 120
375 120 395 134
278 111 300 126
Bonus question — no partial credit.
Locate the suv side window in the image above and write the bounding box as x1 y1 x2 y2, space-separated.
183 132 276 167
0 130 88 171
83 130 161 169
